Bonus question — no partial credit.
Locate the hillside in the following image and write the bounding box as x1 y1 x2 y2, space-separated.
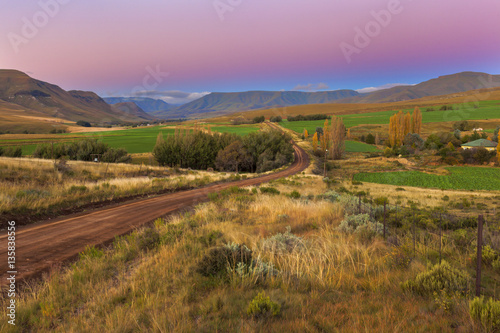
103 97 175 113
110 102 155 121
158 90 360 118
339 72 500 104
0 70 148 133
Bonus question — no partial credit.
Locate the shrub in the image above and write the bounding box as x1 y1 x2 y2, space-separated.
288 190 301 199
196 243 252 277
3 146 22 157
338 214 382 234
247 292 281 318
79 245 104 259
76 120 91 127
262 226 304 253
260 187 280 195
69 185 87 193
469 297 500 331
401 261 470 296
136 228 161 251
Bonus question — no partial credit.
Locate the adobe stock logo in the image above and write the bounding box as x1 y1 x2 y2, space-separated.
7 0 72 54
340 0 411 64
213 0 243 21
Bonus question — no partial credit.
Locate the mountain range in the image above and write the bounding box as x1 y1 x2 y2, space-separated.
1 70 500 133
106 72 500 119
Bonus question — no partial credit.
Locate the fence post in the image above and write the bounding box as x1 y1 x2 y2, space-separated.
413 211 416 258
476 214 484 297
383 202 387 240
439 213 442 265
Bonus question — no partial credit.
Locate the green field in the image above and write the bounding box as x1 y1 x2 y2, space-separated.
3 124 259 155
353 166 500 191
280 100 500 133
345 141 379 153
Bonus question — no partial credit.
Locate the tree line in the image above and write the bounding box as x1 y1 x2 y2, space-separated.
388 107 422 147
153 127 294 173
287 114 331 122
311 116 346 160
33 138 131 163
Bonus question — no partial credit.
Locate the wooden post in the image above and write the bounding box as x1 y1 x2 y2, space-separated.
439 213 442 265
476 215 484 297
383 202 387 240
413 211 416 258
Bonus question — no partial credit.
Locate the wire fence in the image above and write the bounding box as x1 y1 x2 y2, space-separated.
354 196 500 298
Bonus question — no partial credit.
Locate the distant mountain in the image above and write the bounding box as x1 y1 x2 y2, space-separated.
103 97 175 113
0 70 148 124
338 72 500 104
159 90 360 118
111 102 154 120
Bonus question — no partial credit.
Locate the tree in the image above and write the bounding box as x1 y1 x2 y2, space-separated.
320 119 329 154
497 141 500 164
312 132 318 152
329 116 345 160
454 129 461 140
76 120 91 127
375 133 380 145
412 107 422 134
303 129 309 139
215 141 252 172
270 116 282 122
493 126 500 142
365 133 375 144
404 112 412 136
253 116 265 124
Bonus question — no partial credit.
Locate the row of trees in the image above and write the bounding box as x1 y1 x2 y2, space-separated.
153 128 294 173
311 117 346 160
388 107 422 147
288 114 330 122
33 139 131 163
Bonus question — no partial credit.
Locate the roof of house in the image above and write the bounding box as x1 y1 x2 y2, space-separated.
461 139 498 148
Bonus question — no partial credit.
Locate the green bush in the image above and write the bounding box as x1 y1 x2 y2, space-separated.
260 187 280 195
136 228 161 251
196 243 252 277
469 297 500 331
69 185 87 193
401 261 470 296
288 190 301 199
247 292 281 318
79 245 104 259
3 146 22 157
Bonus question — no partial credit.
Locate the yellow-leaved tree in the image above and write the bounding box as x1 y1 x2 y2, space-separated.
329 116 346 160
497 141 500 164
303 129 309 139
412 107 422 134
312 132 318 152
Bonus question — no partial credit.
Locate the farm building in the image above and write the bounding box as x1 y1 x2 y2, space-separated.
461 138 498 151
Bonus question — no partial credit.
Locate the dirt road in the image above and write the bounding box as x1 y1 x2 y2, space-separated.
0 140 309 287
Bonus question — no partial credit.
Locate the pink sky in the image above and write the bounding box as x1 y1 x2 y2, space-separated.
1 0 499 103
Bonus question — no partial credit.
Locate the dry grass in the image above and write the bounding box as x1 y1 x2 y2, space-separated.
0 176 480 332
0 157 248 219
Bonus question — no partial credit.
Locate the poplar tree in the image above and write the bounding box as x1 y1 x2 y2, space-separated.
329 116 346 160
303 129 309 139
497 141 500 164
321 119 329 154
412 107 422 134
312 132 318 151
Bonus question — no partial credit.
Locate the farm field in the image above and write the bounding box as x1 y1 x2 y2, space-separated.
279 100 500 134
353 166 500 191
1 124 259 155
345 140 379 153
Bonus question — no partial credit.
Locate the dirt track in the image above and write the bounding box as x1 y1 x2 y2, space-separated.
0 139 309 287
